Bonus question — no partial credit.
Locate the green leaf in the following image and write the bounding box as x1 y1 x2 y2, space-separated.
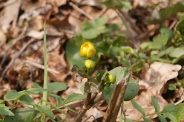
27 88 48 94
150 55 172 63
158 114 167 122
35 105 54 120
176 13 184 36
151 96 160 112
62 93 86 105
108 66 129 84
143 118 151 122
48 82 67 92
150 34 168 50
160 26 173 40
4 108 38 122
163 113 177 122
102 85 114 103
168 83 177 90
32 82 42 88
4 90 21 101
102 66 129 103
161 104 177 113
96 70 106 82
140 42 152 50
176 103 184 122
131 100 145 115
81 17 108 39
0 100 4 104
126 118 132 122
97 40 111 55
148 2 184 24
0 104 14 116
121 58 131 68
66 35 85 69
19 95 35 105
49 94 64 105
169 47 184 58
124 78 139 101
121 46 136 55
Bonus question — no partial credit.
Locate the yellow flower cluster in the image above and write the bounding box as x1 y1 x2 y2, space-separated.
80 42 96 69
80 42 96 58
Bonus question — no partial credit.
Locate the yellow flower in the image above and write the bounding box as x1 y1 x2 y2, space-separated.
108 74 116 84
80 42 96 58
84 59 95 69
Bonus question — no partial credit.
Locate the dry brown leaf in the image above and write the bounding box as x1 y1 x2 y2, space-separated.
21 0 46 12
69 15 82 32
0 28 6 46
0 0 21 32
123 62 181 121
139 62 181 95
29 16 44 31
27 30 44 39
82 107 103 122
124 90 167 121
47 0 67 7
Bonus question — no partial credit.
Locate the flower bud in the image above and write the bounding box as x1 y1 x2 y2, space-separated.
80 42 96 58
108 74 116 84
84 59 95 69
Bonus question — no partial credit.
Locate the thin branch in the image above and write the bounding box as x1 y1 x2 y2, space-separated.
69 2 94 20
0 23 28 66
1 38 36 77
74 93 103 122
24 60 59 74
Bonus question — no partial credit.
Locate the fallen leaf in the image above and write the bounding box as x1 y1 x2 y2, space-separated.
0 0 21 32
124 90 167 120
139 62 181 95
123 62 181 121
27 30 44 39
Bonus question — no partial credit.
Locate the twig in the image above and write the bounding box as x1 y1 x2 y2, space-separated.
115 10 136 42
83 115 96 122
0 23 28 66
118 10 142 35
103 74 130 122
74 93 103 122
116 9 144 45
1 38 36 77
24 60 59 74
69 2 94 20
97 7 108 18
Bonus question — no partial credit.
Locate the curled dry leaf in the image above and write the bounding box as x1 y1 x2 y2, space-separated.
139 62 181 95
82 107 103 121
124 90 167 121
0 0 21 32
124 62 181 121
27 30 44 39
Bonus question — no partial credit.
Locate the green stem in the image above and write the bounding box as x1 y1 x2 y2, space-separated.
135 112 159 122
42 19 48 106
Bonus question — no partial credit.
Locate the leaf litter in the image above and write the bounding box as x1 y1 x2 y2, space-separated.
0 0 183 121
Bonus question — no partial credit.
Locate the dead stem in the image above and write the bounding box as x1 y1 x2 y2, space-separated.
103 74 130 122
74 93 103 122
